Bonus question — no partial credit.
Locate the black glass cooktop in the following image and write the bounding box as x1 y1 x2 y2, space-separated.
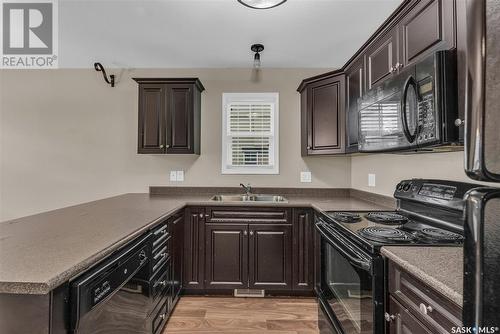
322 210 464 247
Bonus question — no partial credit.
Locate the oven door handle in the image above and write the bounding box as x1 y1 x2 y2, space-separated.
315 222 371 271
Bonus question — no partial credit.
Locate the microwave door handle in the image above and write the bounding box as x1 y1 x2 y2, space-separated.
401 76 421 143
315 223 371 271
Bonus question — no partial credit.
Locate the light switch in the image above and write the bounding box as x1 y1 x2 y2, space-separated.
300 171 312 183
169 171 177 182
176 170 184 182
368 174 376 187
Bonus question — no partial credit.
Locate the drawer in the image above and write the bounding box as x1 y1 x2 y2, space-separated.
151 294 169 334
388 262 462 333
151 262 171 303
206 207 290 224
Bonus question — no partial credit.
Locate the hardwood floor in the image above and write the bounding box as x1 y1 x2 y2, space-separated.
164 296 320 334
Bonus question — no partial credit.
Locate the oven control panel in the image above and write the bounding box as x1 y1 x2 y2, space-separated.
394 179 480 211
418 184 456 200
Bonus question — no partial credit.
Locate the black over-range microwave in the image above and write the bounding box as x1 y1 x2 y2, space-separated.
358 50 460 152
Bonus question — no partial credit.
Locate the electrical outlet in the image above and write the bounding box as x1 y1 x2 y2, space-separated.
169 171 177 182
368 174 376 187
300 171 312 183
176 170 184 182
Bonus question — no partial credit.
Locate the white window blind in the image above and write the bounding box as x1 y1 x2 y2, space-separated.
222 93 279 174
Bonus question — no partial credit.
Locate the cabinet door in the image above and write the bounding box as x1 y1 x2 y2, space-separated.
171 214 183 303
183 208 205 290
345 58 365 153
292 209 314 291
205 224 248 289
388 296 432 334
248 224 292 290
138 84 166 154
367 28 399 89
166 84 194 154
399 0 455 68
306 74 345 155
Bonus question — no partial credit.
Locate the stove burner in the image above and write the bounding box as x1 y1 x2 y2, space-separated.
358 227 416 243
365 212 408 225
327 212 361 224
418 228 464 242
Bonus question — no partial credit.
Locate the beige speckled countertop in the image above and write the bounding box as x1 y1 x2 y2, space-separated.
0 191 392 295
381 246 463 306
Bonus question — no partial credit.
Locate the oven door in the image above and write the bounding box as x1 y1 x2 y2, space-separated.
315 219 382 334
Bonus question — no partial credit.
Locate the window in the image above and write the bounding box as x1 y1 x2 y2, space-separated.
222 93 279 174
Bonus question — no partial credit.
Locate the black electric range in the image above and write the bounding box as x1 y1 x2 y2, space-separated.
320 209 464 253
316 179 480 334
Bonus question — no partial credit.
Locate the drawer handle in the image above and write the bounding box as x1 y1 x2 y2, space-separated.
159 313 166 320
419 303 433 315
162 252 168 258
384 312 396 322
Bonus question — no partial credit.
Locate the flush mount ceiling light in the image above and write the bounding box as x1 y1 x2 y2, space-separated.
238 0 287 9
251 44 264 68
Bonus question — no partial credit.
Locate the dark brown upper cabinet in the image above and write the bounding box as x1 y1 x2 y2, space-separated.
297 72 346 156
134 78 204 155
366 27 399 89
398 0 456 68
345 57 365 153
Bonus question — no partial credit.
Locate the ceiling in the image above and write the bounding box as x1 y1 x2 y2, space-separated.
59 0 403 68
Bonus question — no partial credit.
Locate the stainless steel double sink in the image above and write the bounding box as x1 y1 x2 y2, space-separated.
210 194 288 203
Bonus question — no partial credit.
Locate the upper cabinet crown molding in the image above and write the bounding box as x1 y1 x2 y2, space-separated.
133 78 205 92
135 77 204 155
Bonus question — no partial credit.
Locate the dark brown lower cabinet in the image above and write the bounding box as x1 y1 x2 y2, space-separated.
248 224 292 290
386 261 462 334
388 297 432 334
205 224 248 289
183 208 205 290
292 209 314 290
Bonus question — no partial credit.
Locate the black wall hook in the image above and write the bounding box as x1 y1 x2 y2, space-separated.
94 62 115 87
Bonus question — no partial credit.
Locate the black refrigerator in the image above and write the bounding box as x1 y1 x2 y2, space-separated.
463 0 500 328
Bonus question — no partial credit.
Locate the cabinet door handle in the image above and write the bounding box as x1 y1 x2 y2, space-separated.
306 146 311 150
250 231 254 236
160 144 164 149
419 303 433 315
244 230 248 236
384 312 396 322
455 118 465 127
166 144 170 148
199 213 204 218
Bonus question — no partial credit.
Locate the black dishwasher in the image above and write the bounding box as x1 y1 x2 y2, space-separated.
70 234 152 334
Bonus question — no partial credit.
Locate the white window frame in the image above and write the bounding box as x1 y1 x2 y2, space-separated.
221 92 279 175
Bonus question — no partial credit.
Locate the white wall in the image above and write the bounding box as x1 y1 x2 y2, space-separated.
2 68 495 221
0 68 351 221
350 152 497 196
